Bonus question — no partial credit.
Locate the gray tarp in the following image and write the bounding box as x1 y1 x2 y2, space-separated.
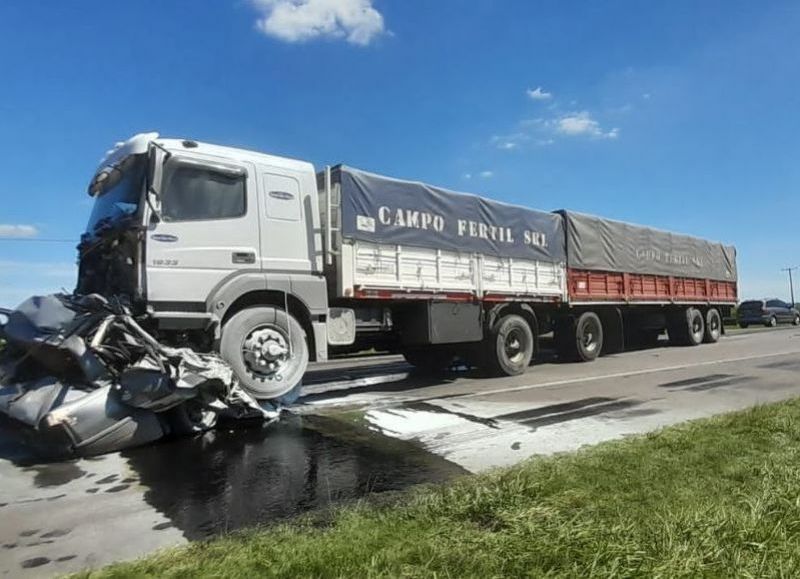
558 210 737 282
333 166 566 263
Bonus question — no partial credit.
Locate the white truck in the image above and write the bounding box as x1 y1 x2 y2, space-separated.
77 133 738 402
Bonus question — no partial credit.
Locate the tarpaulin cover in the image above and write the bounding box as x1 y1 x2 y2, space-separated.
333 166 566 263
557 210 738 282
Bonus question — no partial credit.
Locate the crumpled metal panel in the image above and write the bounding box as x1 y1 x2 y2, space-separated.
0 293 281 458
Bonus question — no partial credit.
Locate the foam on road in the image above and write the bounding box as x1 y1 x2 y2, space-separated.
361 330 800 471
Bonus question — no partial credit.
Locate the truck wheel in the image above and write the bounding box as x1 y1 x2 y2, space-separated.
704 309 722 343
766 316 777 328
669 307 704 346
401 347 454 373
220 306 308 400
486 314 534 376
793 315 800 326
557 312 604 362
574 312 604 361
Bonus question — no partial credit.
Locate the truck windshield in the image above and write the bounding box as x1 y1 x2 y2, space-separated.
85 153 147 235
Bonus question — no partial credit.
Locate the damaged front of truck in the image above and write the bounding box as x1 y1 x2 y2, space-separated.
76 132 158 306
0 135 281 458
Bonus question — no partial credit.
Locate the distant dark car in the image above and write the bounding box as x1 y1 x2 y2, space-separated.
737 299 800 328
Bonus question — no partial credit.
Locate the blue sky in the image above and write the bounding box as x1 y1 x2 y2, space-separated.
1 0 798 307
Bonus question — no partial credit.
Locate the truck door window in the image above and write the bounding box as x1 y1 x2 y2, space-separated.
161 163 246 222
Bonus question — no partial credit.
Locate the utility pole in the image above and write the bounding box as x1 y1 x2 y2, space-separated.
781 267 798 306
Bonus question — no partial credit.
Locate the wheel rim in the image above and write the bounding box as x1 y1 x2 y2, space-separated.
580 317 601 353
709 313 720 336
692 315 703 336
770 317 777 327
504 328 527 364
185 400 217 430
242 325 291 381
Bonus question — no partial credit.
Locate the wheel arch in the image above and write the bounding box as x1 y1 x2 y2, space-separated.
207 272 328 362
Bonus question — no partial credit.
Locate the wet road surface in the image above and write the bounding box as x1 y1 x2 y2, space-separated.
0 415 463 576
1 327 800 576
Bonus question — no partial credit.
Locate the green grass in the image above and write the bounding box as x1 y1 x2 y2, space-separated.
82 399 800 578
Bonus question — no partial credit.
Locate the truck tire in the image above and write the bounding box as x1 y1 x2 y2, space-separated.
220 306 308 400
766 316 777 328
704 309 722 343
485 314 534 376
575 312 604 361
669 307 704 346
556 312 604 362
794 314 800 326
401 347 454 373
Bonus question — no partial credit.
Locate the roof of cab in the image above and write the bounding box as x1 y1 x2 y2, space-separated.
98 132 315 175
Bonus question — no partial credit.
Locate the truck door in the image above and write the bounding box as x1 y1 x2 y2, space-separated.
258 167 314 273
145 154 261 306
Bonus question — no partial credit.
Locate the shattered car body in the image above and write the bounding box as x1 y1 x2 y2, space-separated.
0 294 280 458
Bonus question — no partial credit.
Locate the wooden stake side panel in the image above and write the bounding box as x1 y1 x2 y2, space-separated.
567 269 737 303
343 240 566 301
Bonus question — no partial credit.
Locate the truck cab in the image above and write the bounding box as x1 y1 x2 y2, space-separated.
78 133 334 400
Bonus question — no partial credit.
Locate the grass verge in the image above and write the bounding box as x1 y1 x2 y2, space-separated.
82 399 800 578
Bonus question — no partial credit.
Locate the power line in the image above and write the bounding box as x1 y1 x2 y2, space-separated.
0 237 77 243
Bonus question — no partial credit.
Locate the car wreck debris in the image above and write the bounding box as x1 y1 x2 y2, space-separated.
0 294 280 458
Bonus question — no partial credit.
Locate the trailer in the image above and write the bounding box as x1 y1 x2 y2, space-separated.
66 133 737 410
550 210 737 361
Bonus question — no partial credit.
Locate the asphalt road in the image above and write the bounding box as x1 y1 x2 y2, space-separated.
1 327 799 577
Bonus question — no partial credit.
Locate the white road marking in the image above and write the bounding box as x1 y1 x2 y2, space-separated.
454 349 800 400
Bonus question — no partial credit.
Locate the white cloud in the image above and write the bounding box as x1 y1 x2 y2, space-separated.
252 0 385 45
463 173 472 180
555 111 619 139
490 132 527 150
526 87 552 101
479 171 494 179
0 224 38 238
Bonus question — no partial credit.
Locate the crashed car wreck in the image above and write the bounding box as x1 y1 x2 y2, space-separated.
0 294 280 458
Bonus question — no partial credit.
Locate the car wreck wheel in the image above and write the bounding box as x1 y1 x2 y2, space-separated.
220 306 308 400
166 400 219 435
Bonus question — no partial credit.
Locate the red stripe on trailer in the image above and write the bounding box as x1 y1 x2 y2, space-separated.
482 293 563 303
353 288 475 302
352 288 564 304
